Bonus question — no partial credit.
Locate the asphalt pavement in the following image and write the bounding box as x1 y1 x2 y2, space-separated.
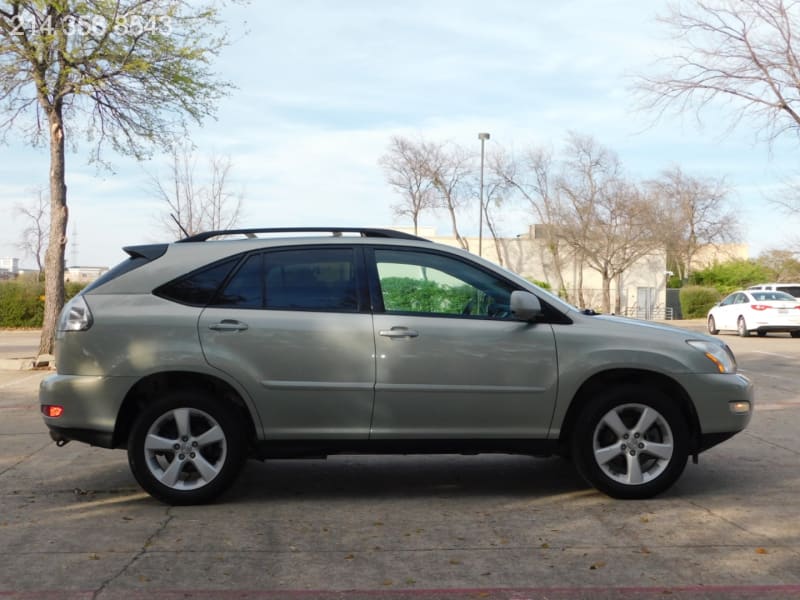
1 323 799 599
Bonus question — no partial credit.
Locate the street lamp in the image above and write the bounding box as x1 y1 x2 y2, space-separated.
477 132 490 257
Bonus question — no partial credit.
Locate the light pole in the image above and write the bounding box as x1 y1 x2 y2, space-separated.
477 132 490 257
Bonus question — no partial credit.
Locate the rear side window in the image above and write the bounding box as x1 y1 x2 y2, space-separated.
205 247 359 312
156 257 240 306
777 286 800 298
264 248 358 311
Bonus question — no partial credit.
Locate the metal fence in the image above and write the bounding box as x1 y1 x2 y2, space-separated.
622 305 674 320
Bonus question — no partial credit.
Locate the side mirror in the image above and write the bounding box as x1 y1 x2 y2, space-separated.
511 291 542 322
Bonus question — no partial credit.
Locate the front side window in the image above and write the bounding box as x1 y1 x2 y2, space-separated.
374 249 515 318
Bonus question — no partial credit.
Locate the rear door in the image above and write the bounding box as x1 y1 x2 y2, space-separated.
198 246 375 439
367 247 558 439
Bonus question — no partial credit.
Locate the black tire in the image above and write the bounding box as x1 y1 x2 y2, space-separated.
707 316 719 335
128 389 247 505
791 331 800 338
570 385 690 499
737 316 750 337
757 330 767 337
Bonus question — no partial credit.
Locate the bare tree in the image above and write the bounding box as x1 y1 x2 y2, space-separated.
427 141 473 250
757 248 800 280
557 134 661 313
637 0 800 143
1 1 232 354
379 136 437 235
15 188 49 276
151 145 243 238
647 166 738 281
491 146 572 300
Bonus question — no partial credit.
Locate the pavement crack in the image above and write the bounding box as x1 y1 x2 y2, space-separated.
744 430 800 456
91 506 174 600
0 439 53 478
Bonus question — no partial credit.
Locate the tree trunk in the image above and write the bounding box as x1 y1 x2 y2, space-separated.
601 273 612 314
39 105 68 356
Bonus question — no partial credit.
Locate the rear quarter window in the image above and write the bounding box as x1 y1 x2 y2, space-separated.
155 256 241 306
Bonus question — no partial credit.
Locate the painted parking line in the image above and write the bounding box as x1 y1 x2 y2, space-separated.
4 585 800 599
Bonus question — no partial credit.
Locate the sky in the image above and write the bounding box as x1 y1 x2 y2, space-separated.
1 0 797 269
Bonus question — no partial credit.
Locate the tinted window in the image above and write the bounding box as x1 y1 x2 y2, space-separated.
752 291 795 302
156 257 240 306
213 254 263 308
264 248 358 311
777 286 800 298
374 249 515 318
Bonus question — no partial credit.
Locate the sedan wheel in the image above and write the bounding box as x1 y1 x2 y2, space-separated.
571 385 689 499
707 315 719 335
128 390 246 505
737 316 750 337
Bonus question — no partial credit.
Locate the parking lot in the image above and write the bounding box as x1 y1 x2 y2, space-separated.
1 324 799 599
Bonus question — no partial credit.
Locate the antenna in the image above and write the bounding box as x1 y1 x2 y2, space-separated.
170 213 190 239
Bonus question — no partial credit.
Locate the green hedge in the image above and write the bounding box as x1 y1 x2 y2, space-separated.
679 285 721 319
381 277 473 314
0 280 86 328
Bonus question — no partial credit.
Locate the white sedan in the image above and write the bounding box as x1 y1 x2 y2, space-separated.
708 290 800 337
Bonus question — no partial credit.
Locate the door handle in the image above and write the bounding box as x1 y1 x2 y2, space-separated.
379 327 419 339
209 319 249 332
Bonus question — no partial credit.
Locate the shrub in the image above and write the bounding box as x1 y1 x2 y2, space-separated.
690 260 776 295
680 285 721 319
380 277 473 314
0 280 86 328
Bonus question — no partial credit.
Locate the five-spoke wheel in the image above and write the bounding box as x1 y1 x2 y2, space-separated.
571 385 689 499
128 390 246 505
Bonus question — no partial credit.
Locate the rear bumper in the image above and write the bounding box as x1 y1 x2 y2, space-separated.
48 426 114 448
39 373 136 449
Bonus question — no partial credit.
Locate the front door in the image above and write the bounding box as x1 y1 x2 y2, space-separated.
368 248 558 439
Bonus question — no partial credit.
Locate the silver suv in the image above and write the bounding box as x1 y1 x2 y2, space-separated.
40 228 753 505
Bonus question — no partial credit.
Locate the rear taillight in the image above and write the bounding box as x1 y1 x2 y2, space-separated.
42 405 64 418
750 304 770 311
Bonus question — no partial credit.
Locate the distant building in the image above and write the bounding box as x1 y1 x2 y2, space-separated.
0 257 20 280
64 266 109 284
0 257 20 278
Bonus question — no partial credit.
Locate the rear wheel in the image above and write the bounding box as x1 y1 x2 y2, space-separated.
737 316 750 337
128 390 247 505
571 385 689 499
707 315 719 335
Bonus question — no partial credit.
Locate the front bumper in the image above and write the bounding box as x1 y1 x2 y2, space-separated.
39 374 137 449
682 372 754 446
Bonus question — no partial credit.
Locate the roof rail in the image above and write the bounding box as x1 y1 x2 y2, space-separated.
176 227 429 243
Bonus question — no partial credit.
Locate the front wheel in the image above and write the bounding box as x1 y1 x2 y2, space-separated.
128 390 247 505
707 315 719 335
571 385 689 499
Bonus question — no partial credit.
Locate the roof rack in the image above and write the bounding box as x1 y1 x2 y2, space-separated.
177 227 428 243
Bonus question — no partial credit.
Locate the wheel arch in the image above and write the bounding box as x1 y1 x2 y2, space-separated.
557 369 701 456
112 371 257 450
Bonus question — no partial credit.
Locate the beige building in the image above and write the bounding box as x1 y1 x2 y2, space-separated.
64 266 109 284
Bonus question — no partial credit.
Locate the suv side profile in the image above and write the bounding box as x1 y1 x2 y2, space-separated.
40 228 753 505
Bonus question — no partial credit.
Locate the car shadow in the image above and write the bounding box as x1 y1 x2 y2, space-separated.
226 454 591 502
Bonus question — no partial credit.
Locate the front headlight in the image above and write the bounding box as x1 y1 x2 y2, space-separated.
687 340 737 373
